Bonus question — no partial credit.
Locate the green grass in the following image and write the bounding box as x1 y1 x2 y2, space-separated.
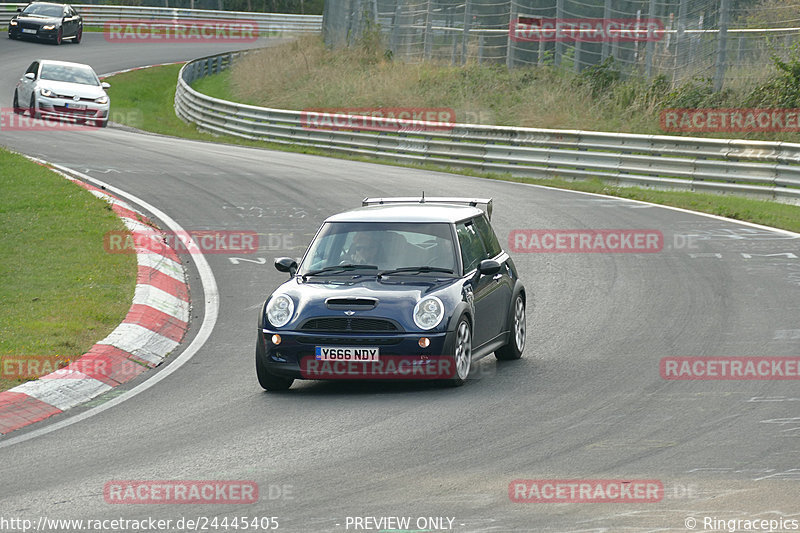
103 63 800 234
0 150 137 391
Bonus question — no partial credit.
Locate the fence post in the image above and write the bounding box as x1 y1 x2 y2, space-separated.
462 0 471 65
506 1 517 69
601 0 611 61
714 0 730 91
423 0 433 60
389 4 401 54
555 0 563 66
645 0 656 78
673 0 687 85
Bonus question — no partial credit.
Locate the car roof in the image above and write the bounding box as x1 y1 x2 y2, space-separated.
325 203 485 223
27 2 68 5
37 60 94 70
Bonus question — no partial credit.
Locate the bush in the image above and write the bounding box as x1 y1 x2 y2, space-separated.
747 44 800 107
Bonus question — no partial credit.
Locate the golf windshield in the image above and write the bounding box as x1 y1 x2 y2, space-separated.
40 64 99 86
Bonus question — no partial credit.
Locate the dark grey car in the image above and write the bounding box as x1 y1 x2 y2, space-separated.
8 2 82 44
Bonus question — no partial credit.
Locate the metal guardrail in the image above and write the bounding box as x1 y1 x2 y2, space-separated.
174 51 799 205
0 4 321 33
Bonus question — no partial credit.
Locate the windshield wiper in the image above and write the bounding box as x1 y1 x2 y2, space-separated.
378 266 454 278
303 264 378 278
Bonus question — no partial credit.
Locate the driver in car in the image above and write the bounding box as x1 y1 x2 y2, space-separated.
346 232 381 264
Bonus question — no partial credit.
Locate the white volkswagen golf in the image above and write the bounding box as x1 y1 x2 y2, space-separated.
13 59 110 127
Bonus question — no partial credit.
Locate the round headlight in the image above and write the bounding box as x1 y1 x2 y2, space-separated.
266 295 294 328
413 296 444 330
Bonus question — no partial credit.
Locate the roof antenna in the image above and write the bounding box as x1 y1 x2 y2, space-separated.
421 191 425 204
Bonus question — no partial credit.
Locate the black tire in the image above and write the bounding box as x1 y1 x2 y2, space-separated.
256 336 293 391
73 27 81 44
496 294 525 361
54 28 62 45
442 317 471 387
29 94 39 119
8 31 15 40
13 90 21 114
96 118 108 128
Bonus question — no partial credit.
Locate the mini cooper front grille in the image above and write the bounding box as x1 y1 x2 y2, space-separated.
300 317 399 332
296 336 401 346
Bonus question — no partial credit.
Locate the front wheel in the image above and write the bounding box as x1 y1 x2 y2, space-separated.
54 28 62 45
73 27 81 44
29 94 40 119
256 337 293 391
496 294 525 360
13 90 21 114
443 317 472 387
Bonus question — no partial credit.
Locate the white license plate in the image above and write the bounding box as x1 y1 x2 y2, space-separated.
22 28 36 34
315 346 379 361
65 103 86 110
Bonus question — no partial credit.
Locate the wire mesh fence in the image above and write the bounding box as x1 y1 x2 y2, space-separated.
322 0 800 90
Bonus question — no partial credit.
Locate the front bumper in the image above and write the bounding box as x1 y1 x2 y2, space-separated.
37 94 109 122
258 328 458 380
9 26 60 41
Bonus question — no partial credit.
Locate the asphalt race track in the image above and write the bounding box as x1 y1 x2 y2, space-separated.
1 32 799 532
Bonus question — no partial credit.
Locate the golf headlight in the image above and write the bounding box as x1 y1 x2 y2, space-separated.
266 295 294 328
42 24 56 30
95 96 108 104
10 20 17 26
413 296 444 330
40 88 54 97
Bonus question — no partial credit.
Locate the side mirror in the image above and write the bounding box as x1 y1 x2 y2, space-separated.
274 257 297 275
24 72 35 81
17 7 22 12
101 82 110 89
477 259 501 276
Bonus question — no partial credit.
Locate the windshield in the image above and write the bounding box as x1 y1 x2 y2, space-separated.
21 3 63 17
300 222 457 275
39 64 99 86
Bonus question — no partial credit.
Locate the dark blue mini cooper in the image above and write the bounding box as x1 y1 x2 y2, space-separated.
256 197 526 391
